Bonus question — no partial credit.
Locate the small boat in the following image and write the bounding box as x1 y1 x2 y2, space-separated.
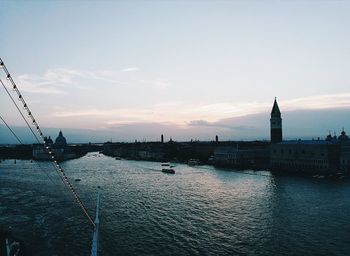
188 159 200 166
161 163 170 166
162 168 175 174
75 178 81 182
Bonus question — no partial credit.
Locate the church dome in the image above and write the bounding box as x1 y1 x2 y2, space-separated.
325 133 333 141
46 136 53 145
338 130 349 141
55 130 67 148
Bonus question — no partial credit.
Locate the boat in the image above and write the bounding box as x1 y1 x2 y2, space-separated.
161 163 170 167
188 159 200 166
162 168 175 174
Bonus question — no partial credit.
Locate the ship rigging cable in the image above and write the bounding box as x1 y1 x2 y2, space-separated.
0 115 23 144
0 58 95 228
0 78 41 143
0 114 70 192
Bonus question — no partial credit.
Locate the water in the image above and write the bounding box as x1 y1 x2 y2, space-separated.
1 153 350 255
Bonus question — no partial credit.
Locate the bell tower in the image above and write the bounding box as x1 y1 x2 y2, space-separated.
270 98 282 143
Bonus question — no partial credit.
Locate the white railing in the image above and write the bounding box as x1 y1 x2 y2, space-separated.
90 188 101 256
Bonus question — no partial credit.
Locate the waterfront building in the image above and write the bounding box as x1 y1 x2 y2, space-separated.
45 136 54 146
32 130 79 161
338 130 350 173
269 97 350 174
138 148 165 161
214 146 269 168
54 130 67 160
270 131 350 174
270 140 340 174
55 130 67 148
32 136 54 160
340 150 350 173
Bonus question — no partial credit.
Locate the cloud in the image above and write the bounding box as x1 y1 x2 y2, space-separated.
50 103 200 128
16 72 69 94
153 79 170 89
120 67 139 72
188 119 256 131
48 92 350 130
185 93 350 122
4 107 350 144
9 103 350 143
282 93 350 110
52 108 157 126
134 78 170 89
15 68 123 94
195 102 269 117
13 67 173 94
188 120 212 126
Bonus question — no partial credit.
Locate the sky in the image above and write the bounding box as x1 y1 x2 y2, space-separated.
1 1 350 143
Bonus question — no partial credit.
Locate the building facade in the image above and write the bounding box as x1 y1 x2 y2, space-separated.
270 140 340 174
269 97 350 174
214 147 269 168
33 130 74 161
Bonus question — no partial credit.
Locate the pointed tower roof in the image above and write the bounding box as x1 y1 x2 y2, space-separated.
271 97 281 117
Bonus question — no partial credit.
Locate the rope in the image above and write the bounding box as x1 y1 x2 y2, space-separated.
0 79 41 143
0 113 70 199
0 112 69 186
0 58 95 228
0 115 23 144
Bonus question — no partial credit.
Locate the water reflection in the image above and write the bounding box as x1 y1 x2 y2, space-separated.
1 154 350 255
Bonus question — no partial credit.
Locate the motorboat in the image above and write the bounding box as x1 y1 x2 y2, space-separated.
162 168 175 174
188 159 200 166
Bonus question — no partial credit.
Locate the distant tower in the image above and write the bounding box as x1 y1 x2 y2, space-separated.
215 135 218 143
161 134 164 143
270 98 282 143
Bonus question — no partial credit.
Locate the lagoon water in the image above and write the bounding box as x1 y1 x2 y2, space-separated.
1 152 350 255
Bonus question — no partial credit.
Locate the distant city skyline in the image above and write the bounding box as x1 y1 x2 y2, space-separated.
1 1 350 142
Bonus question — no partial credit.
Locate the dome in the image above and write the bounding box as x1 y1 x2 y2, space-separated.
46 136 53 146
325 134 333 141
338 130 349 141
55 130 67 148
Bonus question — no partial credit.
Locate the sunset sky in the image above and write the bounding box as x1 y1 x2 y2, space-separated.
1 1 350 143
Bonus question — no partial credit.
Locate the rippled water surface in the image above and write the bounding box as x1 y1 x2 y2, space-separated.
1 153 350 255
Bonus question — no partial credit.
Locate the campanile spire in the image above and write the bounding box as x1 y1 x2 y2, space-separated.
270 98 282 143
